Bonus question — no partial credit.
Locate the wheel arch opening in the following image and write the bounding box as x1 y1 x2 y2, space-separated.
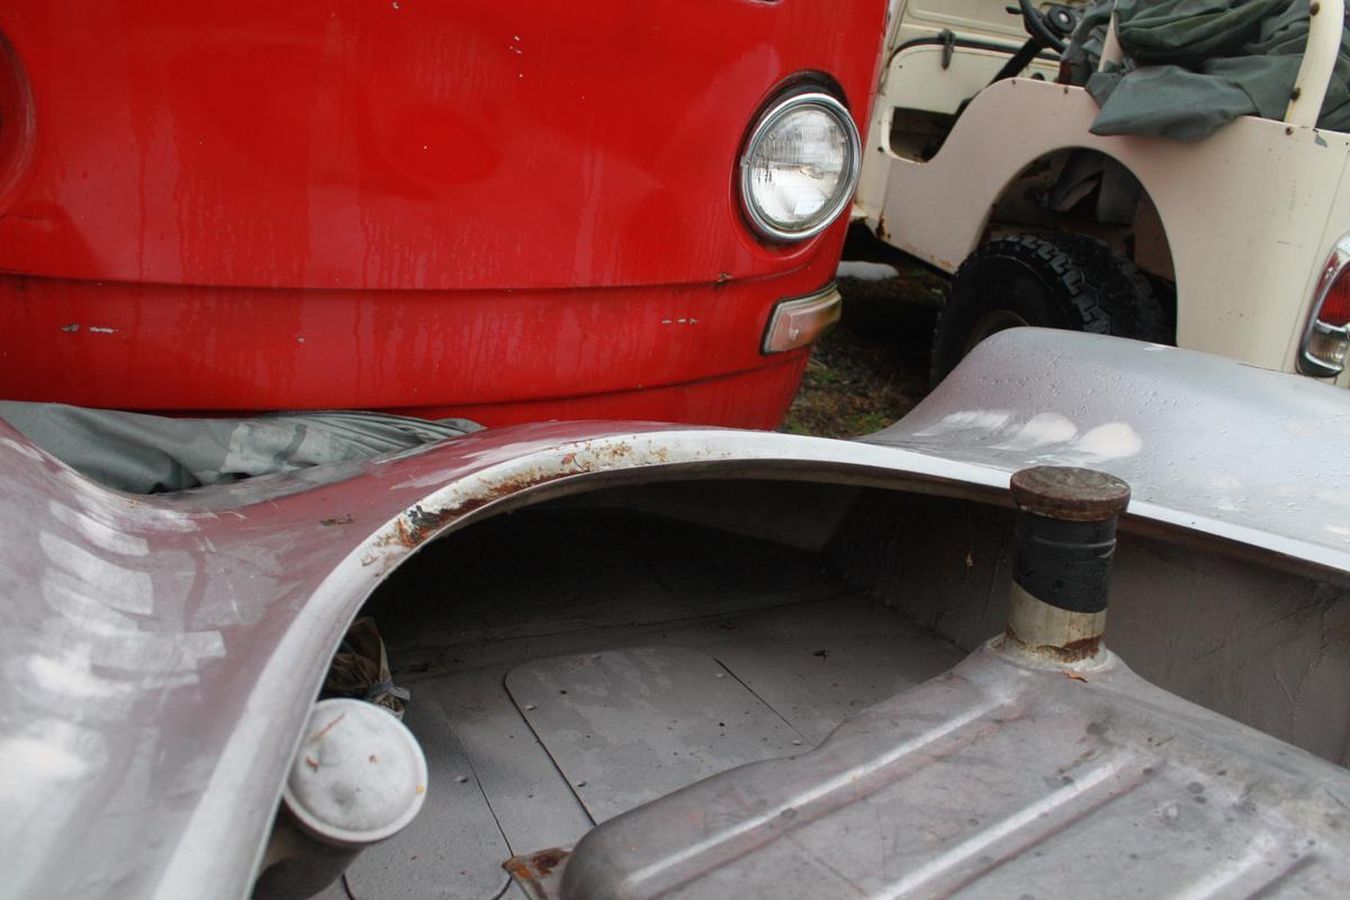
979 147 1177 333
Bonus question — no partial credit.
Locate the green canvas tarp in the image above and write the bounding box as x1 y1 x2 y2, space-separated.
1065 0 1350 140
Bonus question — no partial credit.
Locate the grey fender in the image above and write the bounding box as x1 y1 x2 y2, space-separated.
0 328 1346 900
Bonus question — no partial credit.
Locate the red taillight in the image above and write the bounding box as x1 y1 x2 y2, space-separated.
1318 268 1350 328
1300 235 1350 377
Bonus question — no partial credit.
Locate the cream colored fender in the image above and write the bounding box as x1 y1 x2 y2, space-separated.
857 77 1350 378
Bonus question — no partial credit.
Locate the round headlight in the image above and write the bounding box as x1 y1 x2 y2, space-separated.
739 91 861 243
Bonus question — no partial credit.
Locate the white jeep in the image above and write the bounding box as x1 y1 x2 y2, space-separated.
853 0 1350 384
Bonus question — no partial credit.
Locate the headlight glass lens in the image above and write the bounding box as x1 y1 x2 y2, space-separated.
741 92 860 241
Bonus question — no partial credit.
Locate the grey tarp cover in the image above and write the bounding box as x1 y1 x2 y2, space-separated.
0 403 481 493
1064 0 1350 141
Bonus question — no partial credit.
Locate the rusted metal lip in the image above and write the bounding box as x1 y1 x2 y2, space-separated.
1010 466 1130 522
504 847 570 898
504 847 568 880
1003 628 1104 663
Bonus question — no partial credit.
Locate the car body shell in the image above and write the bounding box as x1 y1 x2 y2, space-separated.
2 329 1348 899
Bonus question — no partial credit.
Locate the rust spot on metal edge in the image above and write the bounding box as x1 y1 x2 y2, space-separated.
392 472 569 549
1003 628 1102 664
372 472 568 554
371 440 670 556
503 847 569 882
1061 634 1103 659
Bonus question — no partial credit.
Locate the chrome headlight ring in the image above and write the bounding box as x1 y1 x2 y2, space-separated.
738 89 862 243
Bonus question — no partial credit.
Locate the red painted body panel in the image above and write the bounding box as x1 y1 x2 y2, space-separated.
0 2 886 425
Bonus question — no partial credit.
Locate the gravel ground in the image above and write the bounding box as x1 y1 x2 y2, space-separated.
782 256 948 438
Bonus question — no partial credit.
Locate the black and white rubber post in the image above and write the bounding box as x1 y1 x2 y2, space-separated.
1002 466 1131 664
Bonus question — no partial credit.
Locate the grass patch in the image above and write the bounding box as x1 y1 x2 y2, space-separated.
782 261 947 439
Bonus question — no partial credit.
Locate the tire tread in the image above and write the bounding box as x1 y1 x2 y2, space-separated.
930 232 1171 384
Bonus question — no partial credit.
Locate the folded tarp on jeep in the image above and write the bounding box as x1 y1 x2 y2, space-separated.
1066 0 1350 140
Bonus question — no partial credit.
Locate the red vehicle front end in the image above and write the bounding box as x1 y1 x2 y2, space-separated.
0 2 887 428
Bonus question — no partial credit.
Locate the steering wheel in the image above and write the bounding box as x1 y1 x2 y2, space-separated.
1014 0 1079 54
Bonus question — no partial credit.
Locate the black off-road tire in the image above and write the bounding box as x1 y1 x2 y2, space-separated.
930 233 1172 384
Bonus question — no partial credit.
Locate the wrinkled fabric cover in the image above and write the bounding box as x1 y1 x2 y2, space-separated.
323 617 410 718
0 402 481 493
1066 0 1350 141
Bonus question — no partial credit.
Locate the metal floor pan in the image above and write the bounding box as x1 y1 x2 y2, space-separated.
335 508 1350 899
335 512 966 899
545 644 1350 899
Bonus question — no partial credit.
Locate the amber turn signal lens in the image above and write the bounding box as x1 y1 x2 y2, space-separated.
762 283 842 354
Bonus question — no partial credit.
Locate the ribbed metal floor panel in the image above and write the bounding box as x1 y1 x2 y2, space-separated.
551 644 1350 899
347 512 965 899
352 596 961 899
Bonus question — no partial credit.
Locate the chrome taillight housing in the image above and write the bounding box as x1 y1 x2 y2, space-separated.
1299 234 1350 377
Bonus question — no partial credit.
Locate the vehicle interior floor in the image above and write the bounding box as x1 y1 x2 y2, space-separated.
323 506 966 900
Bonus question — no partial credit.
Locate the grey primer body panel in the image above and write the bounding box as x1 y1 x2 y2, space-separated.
868 329 1350 569
504 648 808 823
555 644 1350 899
1 329 1348 899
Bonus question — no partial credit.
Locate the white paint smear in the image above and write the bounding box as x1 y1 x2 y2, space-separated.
28 650 131 700
39 531 154 615
0 726 90 798
49 501 149 557
1074 422 1143 459
915 409 1014 436
991 413 1078 451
